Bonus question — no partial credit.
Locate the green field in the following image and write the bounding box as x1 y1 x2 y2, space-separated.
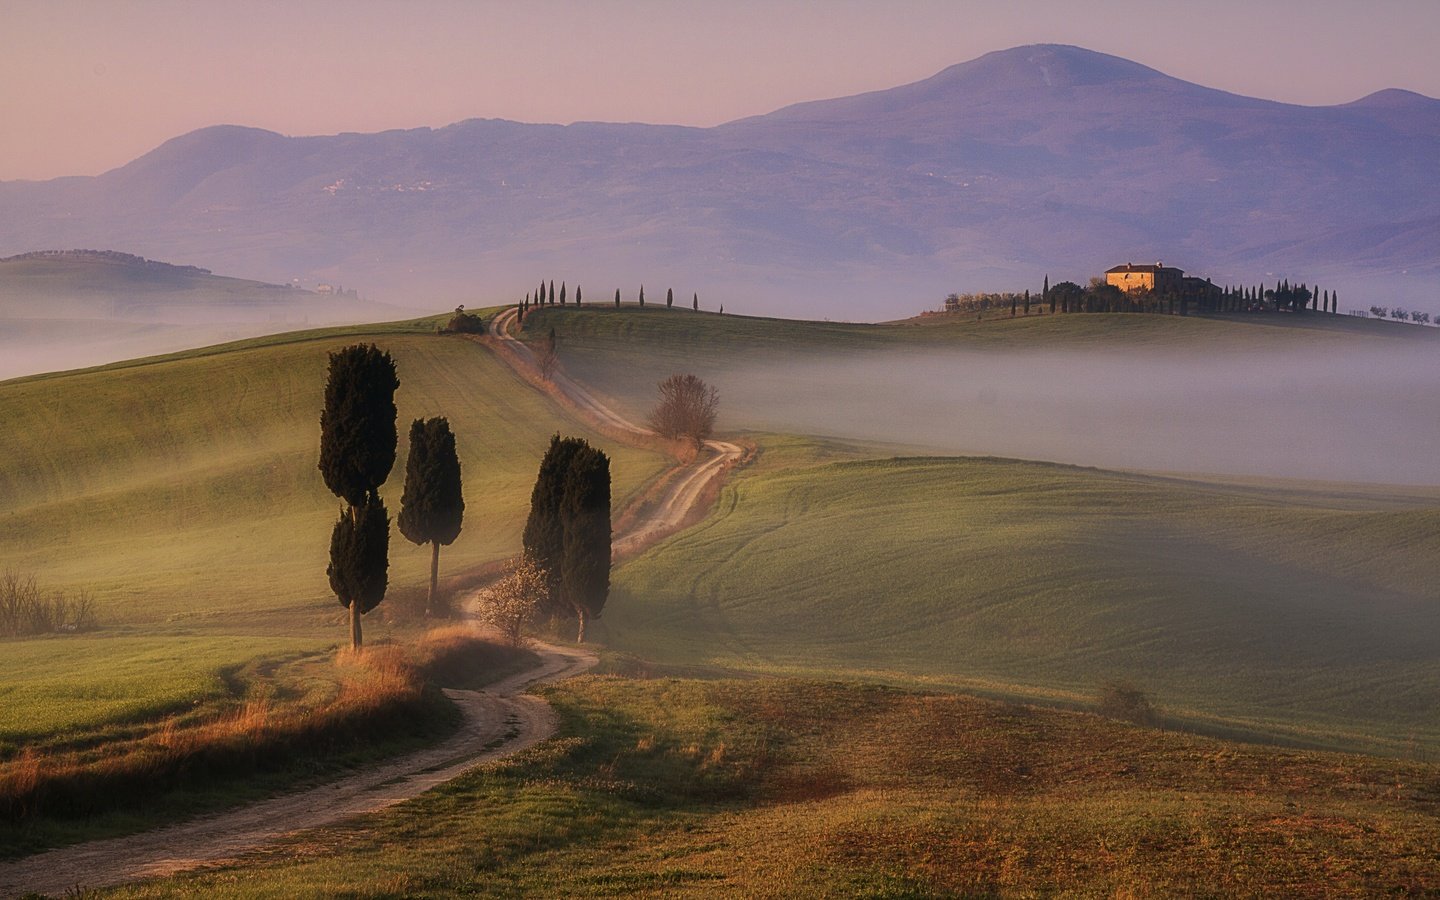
0 317 668 746
595 439 1440 755
104 676 1440 897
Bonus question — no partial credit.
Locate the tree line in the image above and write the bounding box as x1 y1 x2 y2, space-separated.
517 279 708 321
1369 306 1433 325
944 275 1344 318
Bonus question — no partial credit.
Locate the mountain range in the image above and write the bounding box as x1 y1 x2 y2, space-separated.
2 44 1436 318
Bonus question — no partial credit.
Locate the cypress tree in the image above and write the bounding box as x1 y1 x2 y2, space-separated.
693 292 699 311
327 494 389 647
1046 275 1055 314
639 285 645 307
1023 289 1030 315
615 288 621 308
550 280 555 306
398 417 465 617
666 288 674 309
576 284 582 305
522 435 587 613
560 282 567 305
319 345 398 509
318 344 399 647
560 445 611 643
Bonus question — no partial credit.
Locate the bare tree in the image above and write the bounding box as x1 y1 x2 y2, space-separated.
476 555 548 646
648 374 719 446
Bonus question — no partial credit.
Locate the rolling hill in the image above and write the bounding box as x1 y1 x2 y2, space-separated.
0 316 667 747
1 45 1436 317
505 305 1440 753
0 250 406 379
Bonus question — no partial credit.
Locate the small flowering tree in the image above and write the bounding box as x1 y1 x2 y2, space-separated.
477 555 548 646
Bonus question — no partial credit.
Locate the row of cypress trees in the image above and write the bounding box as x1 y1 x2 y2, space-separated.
318 344 465 648
518 280 701 318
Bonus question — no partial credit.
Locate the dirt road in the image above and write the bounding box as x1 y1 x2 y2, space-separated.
486 305 742 556
0 641 594 897
0 307 742 897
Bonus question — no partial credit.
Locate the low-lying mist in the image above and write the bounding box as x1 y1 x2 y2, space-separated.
717 346 1440 485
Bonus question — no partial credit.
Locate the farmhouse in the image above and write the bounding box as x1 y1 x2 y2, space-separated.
1106 262 1183 294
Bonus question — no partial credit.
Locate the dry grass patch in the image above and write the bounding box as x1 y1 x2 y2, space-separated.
0 629 533 840
112 677 1440 897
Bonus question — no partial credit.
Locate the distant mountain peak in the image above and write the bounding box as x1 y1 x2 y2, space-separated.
1345 87 1440 109
931 43 1171 91
733 43 1222 126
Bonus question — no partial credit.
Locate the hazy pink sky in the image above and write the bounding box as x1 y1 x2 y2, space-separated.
3 0 1437 181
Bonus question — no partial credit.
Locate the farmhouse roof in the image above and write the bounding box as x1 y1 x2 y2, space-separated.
1106 262 1184 275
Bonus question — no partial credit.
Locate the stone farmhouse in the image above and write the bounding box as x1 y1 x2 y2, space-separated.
1105 262 1183 294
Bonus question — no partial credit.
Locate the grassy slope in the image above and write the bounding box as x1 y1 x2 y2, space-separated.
601 445 1440 753
0 318 668 743
513 307 1440 752
105 677 1440 897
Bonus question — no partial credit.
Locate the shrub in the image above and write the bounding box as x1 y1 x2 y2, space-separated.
0 572 97 637
441 306 486 334
1096 681 1158 726
477 556 548 647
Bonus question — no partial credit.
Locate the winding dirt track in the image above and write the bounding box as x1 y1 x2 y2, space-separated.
0 308 740 898
0 642 594 897
486 305 742 556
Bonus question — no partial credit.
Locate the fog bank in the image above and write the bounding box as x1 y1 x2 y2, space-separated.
719 346 1440 485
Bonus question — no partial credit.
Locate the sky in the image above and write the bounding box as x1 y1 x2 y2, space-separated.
2 0 1438 181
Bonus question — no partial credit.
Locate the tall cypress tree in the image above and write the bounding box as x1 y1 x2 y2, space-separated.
693 292 699 311
327 495 389 646
522 435 587 613
666 288 674 308
561 445 610 643
615 288 621 308
318 344 399 648
398 417 465 617
639 285 645 307
549 280 555 306
1023 289 1030 315
560 282 567 305
576 284 582 305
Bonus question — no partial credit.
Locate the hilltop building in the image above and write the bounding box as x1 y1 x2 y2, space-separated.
1106 262 1183 294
